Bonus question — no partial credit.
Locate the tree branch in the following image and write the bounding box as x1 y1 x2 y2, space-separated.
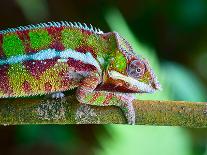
0 95 206 127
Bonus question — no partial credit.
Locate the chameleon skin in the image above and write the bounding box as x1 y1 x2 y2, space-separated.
0 22 161 124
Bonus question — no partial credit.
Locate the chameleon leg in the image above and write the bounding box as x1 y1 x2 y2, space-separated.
118 95 135 125
76 75 136 125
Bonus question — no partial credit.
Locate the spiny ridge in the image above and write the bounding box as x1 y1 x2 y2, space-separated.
0 21 104 35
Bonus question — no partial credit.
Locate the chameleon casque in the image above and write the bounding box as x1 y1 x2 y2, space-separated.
0 21 161 124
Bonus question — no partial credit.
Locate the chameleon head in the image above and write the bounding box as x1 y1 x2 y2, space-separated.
108 56 161 93
106 32 161 93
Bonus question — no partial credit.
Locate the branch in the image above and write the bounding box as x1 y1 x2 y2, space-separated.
0 95 206 127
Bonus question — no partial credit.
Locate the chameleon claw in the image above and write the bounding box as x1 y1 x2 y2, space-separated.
51 92 65 99
120 101 136 125
127 111 136 125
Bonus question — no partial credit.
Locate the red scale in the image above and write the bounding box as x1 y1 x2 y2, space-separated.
44 82 52 92
22 81 32 93
16 30 36 54
23 58 58 79
67 58 97 72
47 26 65 51
81 29 93 36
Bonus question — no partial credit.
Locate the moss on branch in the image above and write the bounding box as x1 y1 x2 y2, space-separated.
0 95 206 127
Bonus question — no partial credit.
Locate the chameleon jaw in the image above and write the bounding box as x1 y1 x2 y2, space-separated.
108 70 156 93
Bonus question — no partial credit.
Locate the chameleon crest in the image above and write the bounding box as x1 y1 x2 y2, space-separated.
0 21 161 124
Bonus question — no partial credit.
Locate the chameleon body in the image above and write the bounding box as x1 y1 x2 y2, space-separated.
0 21 161 124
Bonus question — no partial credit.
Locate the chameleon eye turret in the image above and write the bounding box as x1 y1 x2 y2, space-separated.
0 21 161 124
127 59 145 79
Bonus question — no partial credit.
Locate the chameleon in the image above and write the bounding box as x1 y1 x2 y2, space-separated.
0 21 161 124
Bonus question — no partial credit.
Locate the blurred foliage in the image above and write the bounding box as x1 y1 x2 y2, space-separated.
96 126 192 155
16 0 49 22
163 62 206 102
0 0 207 155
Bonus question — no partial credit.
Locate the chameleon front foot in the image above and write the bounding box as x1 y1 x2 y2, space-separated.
120 102 136 125
51 92 65 99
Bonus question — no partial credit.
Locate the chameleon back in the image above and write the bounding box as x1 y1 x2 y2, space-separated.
0 22 116 98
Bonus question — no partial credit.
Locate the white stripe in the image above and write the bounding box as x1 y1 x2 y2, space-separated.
108 70 155 93
59 49 101 71
7 55 27 64
30 49 58 60
0 48 101 71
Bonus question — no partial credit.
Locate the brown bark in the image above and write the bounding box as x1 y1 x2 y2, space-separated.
0 95 206 127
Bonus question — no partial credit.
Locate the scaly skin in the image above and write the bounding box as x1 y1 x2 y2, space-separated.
0 22 161 124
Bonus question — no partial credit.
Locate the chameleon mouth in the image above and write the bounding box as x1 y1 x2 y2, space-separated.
150 77 162 91
108 70 156 93
143 59 162 91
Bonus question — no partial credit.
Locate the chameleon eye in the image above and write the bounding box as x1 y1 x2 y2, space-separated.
127 59 145 78
136 68 141 73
